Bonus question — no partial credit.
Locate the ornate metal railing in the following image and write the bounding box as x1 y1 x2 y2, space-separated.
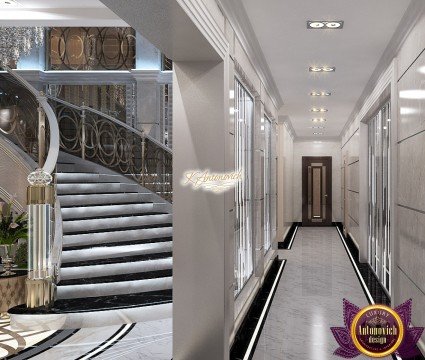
48 96 173 203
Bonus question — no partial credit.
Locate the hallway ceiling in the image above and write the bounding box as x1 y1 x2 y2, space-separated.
0 0 126 26
241 0 412 138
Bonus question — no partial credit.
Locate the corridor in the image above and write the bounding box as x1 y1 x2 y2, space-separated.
253 227 391 360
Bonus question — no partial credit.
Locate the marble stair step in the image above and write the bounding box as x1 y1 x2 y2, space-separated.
8 290 172 314
59 269 172 285
61 203 168 220
56 274 173 299
62 213 172 234
61 250 173 269
57 183 139 195
58 192 153 207
60 255 173 280
63 227 173 248
56 172 123 183
62 236 173 252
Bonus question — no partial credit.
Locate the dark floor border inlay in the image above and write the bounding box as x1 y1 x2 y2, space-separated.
278 222 301 249
7 329 80 360
335 223 425 360
75 323 136 360
230 256 286 360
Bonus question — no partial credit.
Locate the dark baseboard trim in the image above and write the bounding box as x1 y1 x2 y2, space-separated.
334 224 425 360
278 222 301 249
230 256 286 360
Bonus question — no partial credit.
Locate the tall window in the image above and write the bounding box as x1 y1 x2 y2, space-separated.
234 79 254 296
264 116 272 253
368 101 391 293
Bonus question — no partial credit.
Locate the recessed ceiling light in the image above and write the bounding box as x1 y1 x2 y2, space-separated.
310 91 331 97
312 118 326 123
309 66 335 72
311 108 328 113
307 21 344 29
313 132 324 135
311 126 325 129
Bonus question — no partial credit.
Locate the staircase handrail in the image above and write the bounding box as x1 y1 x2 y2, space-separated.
46 94 172 154
3 66 60 174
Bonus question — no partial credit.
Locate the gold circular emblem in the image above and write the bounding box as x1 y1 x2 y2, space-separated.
351 304 404 358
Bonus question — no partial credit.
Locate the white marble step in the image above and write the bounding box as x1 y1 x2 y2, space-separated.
63 226 173 248
56 172 122 183
56 276 173 299
61 203 166 220
59 192 152 207
63 214 172 234
60 257 173 280
61 241 173 263
57 183 139 195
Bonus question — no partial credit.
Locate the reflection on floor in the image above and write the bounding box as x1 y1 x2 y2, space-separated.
0 314 54 358
253 226 393 360
3 313 172 359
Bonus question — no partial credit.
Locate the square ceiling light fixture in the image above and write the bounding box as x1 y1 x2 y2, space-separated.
311 107 328 113
307 21 344 29
310 91 331 97
312 118 326 123
309 66 335 72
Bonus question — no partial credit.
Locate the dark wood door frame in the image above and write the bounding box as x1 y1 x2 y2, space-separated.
302 156 332 226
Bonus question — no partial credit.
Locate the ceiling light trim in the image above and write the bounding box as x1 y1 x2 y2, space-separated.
308 66 335 72
341 0 425 139
307 20 344 29
216 0 283 108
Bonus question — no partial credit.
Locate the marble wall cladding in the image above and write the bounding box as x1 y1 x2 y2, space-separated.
397 205 425 293
395 22 425 348
348 190 359 225
394 268 425 334
397 48 425 142
341 127 360 244
398 130 425 212
397 10 425 79
347 161 359 193
293 140 341 222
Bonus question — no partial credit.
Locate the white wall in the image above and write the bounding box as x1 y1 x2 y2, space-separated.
293 140 341 222
277 122 294 240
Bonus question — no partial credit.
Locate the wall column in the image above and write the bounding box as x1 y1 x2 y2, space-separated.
173 57 232 360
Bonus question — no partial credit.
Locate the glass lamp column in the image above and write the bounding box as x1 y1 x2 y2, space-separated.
26 169 55 308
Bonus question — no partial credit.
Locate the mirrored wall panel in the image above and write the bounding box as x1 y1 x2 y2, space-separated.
368 101 391 293
234 79 254 296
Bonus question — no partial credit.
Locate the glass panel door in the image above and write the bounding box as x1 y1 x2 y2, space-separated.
368 101 391 293
234 79 254 296
264 116 272 253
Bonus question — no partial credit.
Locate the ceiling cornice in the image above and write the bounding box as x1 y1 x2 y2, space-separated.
340 0 425 138
217 0 283 109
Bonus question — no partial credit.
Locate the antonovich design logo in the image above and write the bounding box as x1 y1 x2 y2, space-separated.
331 299 424 358
181 169 243 193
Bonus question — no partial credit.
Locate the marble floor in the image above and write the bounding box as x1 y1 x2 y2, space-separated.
5 310 172 359
252 226 392 360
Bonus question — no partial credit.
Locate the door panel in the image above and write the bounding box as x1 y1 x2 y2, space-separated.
302 156 332 226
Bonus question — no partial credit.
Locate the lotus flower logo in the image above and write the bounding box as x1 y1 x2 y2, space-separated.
331 299 424 358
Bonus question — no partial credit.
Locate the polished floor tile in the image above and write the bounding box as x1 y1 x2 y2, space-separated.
253 227 392 360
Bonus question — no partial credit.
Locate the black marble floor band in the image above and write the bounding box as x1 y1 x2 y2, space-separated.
335 223 425 360
75 323 136 360
230 256 286 360
7 329 80 360
278 222 301 249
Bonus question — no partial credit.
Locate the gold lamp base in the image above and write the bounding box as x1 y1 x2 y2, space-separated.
26 278 55 308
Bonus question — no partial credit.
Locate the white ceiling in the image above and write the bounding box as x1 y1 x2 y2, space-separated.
241 0 412 137
0 0 126 26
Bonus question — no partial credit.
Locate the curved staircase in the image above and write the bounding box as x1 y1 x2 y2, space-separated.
54 153 173 310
